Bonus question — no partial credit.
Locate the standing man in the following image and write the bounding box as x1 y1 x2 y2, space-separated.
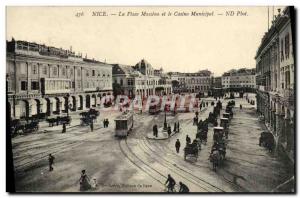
90 120 94 132
48 154 55 172
62 123 66 133
177 122 180 132
103 119 106 128
186 135 191 145
167 125 172 137
173 122 176 132
106 119 109 127
175 139 181 153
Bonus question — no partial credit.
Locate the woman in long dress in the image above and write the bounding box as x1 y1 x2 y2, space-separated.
79 170 91 191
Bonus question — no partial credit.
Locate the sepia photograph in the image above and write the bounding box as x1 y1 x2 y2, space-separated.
5 5 295 193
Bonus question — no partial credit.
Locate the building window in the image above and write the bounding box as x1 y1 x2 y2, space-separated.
280 39 284 61
70 68 74 76
31 81 39 90
120 79 123 86
285 33 290 59
62 67 66 76
21 81 27 91
285 71 290 89
72 81 75 88
32 65 38 74
43 66 47 75
86 70 89 77
53 66 58 76
77 68 81 77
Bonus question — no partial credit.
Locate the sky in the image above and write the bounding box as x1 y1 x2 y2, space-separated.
6 6 285 76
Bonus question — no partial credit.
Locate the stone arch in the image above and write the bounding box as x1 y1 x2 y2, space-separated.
71 95 77 111
86 94 91 109
91 94 97 107
19 100 29 120
33 99 41 118
45 98 52 116
54 97 61 114
78 95 83 110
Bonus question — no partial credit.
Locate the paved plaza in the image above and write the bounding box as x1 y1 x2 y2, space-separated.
11 95 293 192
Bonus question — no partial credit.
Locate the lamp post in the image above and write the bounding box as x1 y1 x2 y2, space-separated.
65 93 70 117
163 107 167 130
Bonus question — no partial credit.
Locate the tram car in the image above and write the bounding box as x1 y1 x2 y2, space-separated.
115 111 134 137
149 98 161 114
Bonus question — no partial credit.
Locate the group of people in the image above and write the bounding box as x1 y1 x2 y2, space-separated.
79 169 98 191
152 121 180 138
165 174 189 193
103 119 109 128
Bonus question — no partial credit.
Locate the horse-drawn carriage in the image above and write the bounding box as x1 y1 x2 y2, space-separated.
184 142 199 160
115 111 134 137
210 127 227 171
222 113 231 121
220 118 229 139
209 142 226 171
225 107 233 118
259 132 275 152
213 127 224 143
79 109 100 126
10 119 39 136
46 115 72 127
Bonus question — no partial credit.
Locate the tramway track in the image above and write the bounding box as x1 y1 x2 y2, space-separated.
139 138 224 192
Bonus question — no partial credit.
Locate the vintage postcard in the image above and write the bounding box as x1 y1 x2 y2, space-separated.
6 6 295 193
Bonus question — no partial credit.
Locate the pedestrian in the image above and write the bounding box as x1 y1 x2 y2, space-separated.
167 125 171 137
175 139 181 153
153 125 156 137
165 174 176 192
173 122 177 132
48 154 55 172
177 122 180 132
106 119 109 127
193 117 197 125
79 170 91 191
90 121 94 132
179 181 189 193
103 119 106 128
186 135 191 145
62 123 66 133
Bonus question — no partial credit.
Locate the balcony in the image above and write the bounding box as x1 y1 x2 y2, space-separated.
283 89 294 107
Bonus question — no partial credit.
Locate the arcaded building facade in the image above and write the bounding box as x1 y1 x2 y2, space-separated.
255 7 295 159
7 39 113 120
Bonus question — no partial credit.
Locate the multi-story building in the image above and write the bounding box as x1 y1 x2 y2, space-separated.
255 7 294 158
112 59 172 98
221 68 256 92
6 39 113 120
211 76 223 97
168 70 213 94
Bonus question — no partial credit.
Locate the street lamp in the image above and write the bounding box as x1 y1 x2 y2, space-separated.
163 106 167 130
65 93 70 117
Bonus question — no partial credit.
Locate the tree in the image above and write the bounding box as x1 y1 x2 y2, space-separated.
171 80 179 87
113 82 124 99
